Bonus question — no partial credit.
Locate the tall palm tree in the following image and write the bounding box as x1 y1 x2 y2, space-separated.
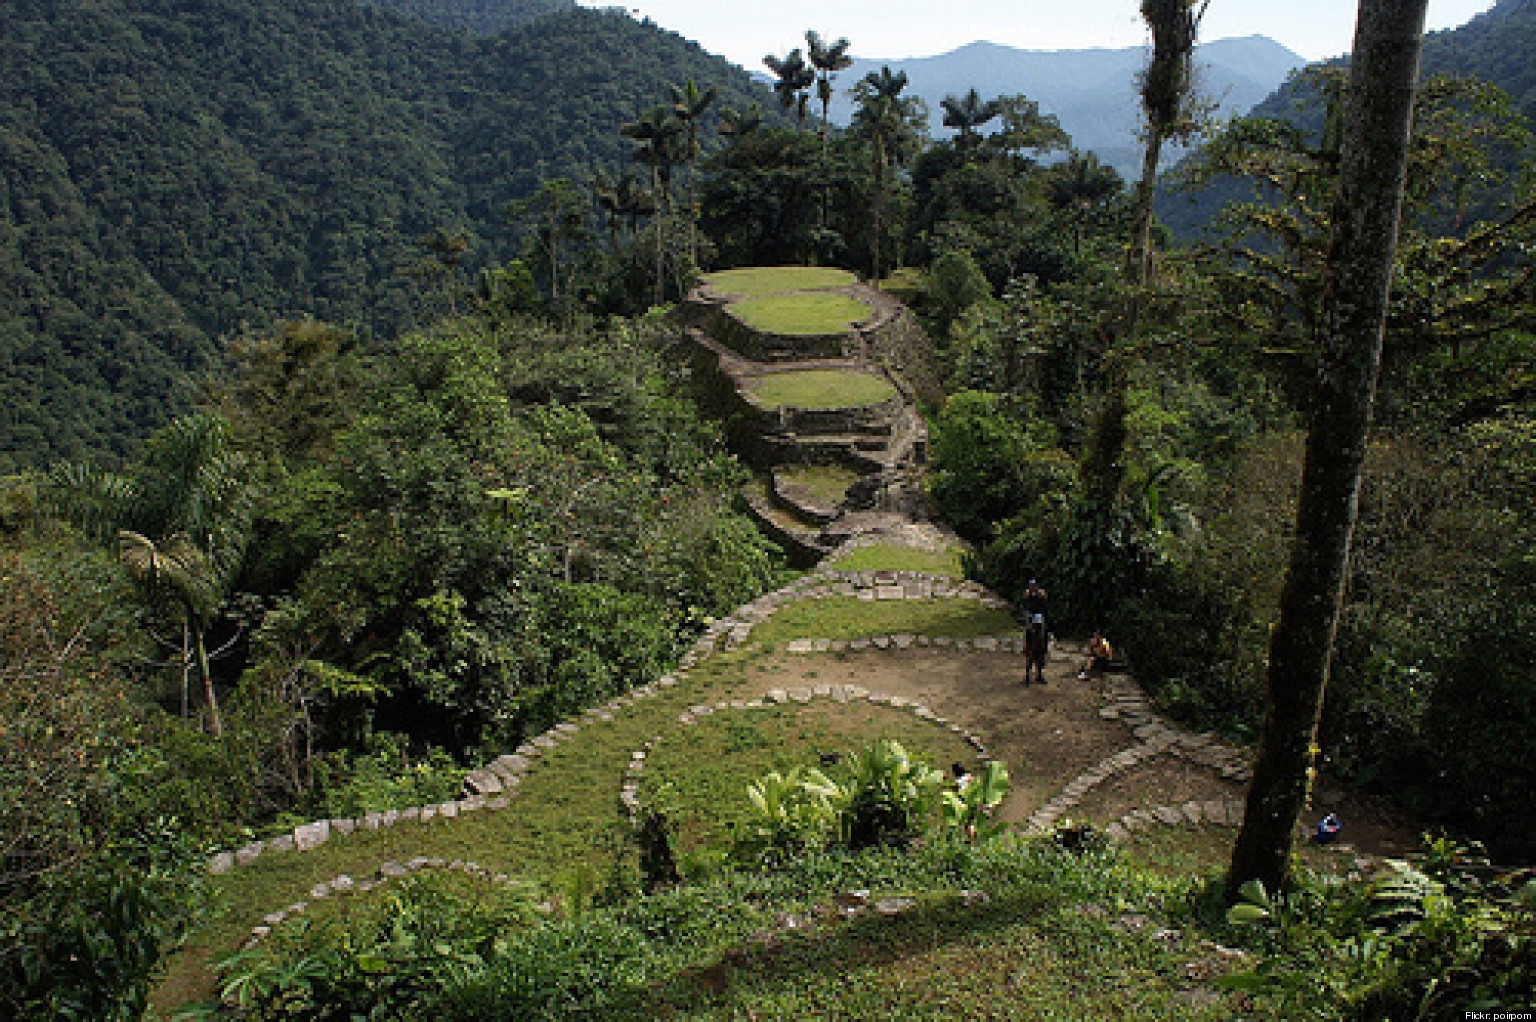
45 413 252 736
1045 151 1125 257
763 48 815 127
805 30 853 137
670 78 718 269
941 88 1001 153
851 67 926 280
621 105 685 304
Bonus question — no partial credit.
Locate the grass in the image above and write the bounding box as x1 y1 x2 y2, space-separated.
703 266 858 296
153 649 768 1013
642 701 982 853
774 463 862 507
746 369 896 410
154 571 1253 1021
826 542 968 578
729 292 872 336
749 596 1019 647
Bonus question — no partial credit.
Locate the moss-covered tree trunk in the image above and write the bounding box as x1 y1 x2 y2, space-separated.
1227 0 1428 896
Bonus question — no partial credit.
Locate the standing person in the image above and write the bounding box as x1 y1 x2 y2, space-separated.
1022 579 1048 620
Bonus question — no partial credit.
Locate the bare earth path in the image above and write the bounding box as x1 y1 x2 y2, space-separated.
726 636 1415 856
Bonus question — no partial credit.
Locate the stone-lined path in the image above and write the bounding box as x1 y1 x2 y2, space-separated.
209 547 1286 951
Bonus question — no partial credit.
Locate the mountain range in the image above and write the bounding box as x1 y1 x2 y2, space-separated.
828 35 1307 174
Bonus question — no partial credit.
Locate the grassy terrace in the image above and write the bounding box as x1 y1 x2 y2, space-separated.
746 369 896 410
643 700 981 854
703 265 858 296
825 542 968 578
729 292 872 336
774 462 863 507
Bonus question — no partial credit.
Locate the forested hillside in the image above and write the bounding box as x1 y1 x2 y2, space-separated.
1159 0 1536 237
362 0 575 34
0 0 777 471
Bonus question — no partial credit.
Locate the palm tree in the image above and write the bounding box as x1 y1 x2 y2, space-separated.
940 88 1001 153
851 66 926 279
621 104 685 304
1045 151 1124 257
670 78 718 269
45 413 252 736
763 48 815 127
805 30 853 137
718 103 764 140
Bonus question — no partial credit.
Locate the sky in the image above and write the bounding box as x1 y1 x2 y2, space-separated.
580 1 1498 68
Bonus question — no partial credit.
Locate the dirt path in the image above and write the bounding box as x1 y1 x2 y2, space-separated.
725 637 1417 857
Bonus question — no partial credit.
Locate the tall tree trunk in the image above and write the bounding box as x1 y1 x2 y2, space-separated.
1228 0 1428 896
193 617 222 738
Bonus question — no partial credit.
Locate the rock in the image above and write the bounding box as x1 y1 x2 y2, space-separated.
874 898 917 916
332 817 356 836
380 860 409 878
207 852 235 875
267 834 295 853
293 820 330 851
833 889 871 908
330 875 355 894
464 770 503 796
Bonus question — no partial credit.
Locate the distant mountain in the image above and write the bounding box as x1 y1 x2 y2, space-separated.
828 35 1305 175
1159 0 1536 239
0 0 777 471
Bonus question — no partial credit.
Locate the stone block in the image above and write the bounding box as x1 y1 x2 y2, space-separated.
293 820 330 851
463 774 506 799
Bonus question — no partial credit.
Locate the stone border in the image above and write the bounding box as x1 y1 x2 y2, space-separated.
1021 674 1254 836
617 686 991 824
777 633 1023 654
1102 799 1248 843
239 857 529 949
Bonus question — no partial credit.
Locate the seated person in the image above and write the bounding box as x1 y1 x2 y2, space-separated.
1079 630 1114 678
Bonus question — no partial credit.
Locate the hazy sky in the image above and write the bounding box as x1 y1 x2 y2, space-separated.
581 1 1497 67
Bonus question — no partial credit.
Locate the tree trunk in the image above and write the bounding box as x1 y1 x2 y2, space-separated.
1228 0 1428 896
194 619 223 738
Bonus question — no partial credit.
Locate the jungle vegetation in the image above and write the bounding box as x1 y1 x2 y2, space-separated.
1 0 1532 1017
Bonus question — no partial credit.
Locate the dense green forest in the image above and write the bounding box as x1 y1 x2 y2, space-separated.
2 0 1533 1017
0 0 780 471
361 0 576 34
